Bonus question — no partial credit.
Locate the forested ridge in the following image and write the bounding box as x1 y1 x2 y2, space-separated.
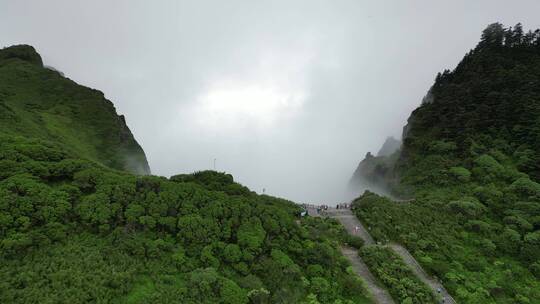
352 23 540 303
0 46 372 303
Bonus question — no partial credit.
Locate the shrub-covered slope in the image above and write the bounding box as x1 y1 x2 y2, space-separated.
351 23 540 303
0 135 371 303
0 45 150 174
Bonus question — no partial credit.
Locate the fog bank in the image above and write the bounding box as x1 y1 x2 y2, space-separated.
2 0 540 203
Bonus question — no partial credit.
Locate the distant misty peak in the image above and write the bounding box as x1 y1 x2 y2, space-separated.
377 136 401 157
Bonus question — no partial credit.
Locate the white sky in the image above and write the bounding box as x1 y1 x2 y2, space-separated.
2 0 540 203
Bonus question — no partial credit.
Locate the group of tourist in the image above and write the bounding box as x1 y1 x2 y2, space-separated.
299 202 353 216
336 203 351 209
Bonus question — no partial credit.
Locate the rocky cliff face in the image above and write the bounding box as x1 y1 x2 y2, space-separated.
349 143 400 197
0 45 150 174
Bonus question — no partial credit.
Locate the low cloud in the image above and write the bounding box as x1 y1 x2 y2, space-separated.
2 0 539 203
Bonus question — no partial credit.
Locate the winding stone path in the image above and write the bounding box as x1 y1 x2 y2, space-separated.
306 206 395 304
331 211 375 245
340 246 395 304
325 207 457 304
388 243 456 304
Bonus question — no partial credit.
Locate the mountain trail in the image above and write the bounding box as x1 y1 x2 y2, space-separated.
306 206 394 304
308 205 456 304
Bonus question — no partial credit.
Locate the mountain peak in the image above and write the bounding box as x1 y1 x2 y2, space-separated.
0 44 43 66
377 136 401 157
0 44 150 175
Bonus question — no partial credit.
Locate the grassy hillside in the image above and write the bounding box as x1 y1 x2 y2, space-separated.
0 44 372 303
0 45 150 174
351 23 540 303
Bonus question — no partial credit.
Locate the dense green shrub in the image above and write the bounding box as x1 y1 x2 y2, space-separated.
360 246 437 303
343 234 365 249
0 135 371 304
449 166 471 182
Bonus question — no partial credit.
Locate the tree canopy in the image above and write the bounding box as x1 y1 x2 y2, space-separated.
352 23 540 303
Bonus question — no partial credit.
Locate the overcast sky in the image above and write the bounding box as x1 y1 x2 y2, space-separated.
2 0 540 203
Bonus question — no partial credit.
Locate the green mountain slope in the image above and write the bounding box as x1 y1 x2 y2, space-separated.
351 23 540 303
0 45 372 303
398 22 540 188
0 45 150 174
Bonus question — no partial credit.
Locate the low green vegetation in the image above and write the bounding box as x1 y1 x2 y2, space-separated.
343 234 365 250
360 246 437 304
0 134 371 303
355 191 540 303
352 23 540 303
